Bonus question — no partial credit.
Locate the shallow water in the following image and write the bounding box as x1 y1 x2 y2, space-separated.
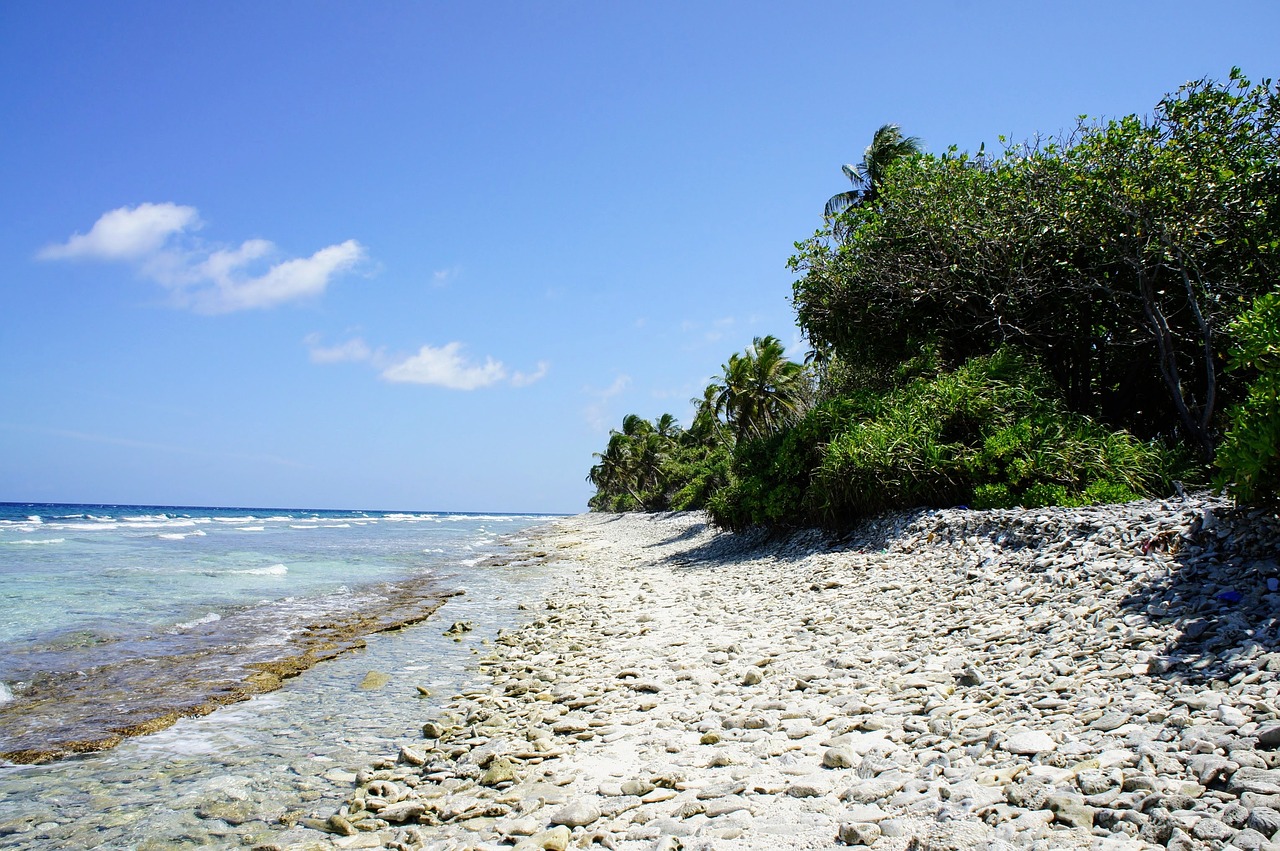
0 519 569 848
0 503 549 761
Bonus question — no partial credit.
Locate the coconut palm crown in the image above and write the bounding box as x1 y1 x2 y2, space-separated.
711 336 809 443
823 123 923 221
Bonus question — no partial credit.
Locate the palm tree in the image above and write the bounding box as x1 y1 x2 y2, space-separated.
824 123 923 221
688 383 727 445
713 336 809 442
587 414 683 511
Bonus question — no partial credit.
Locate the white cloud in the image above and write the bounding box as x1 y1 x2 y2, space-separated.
39 202 363 313
381 342 507 390
191 239 365 313
39 202 200 260
511 361 550 387
308 334 546 391
305 333 376 364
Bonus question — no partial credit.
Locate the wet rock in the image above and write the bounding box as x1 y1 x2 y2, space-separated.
479 756 517 787
398 745 426 766
358 670 391 690
377 800 426 823
326 814 357 836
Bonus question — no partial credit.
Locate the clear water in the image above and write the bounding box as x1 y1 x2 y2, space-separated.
0 502 566 848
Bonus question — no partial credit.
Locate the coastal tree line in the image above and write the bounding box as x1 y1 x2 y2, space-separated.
589 70 1280 526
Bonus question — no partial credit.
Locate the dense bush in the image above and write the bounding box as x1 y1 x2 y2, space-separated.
706 397 864 529
710 352 1171 530
1216 291 1280 504
589 70 1272 524
792 70 1280 460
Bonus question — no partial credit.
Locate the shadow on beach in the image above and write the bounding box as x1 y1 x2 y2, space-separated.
1118 504 1280 688
653 525 809 569
639 499 1280 692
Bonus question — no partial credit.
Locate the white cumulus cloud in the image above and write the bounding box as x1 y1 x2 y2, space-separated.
39 202 200 260
191 239 365 313
308 335 547 391
381 342 508 390
39 202 363 313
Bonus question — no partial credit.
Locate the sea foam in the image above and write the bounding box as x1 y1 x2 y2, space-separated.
235 564 289 576
174 612 222 630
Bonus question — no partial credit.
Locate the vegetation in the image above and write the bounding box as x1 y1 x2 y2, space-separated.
1216 290 1280 504
588 70 1280 527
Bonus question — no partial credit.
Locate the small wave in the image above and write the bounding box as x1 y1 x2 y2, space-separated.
234 564 288 576
443 514 522 522
320 523 350 528
158 530 207 540
0 681 13 705
8 538 65 545
122 520 198 530
173 612 222 630
289 524 318 530
241 526 266 532
27 515 43 524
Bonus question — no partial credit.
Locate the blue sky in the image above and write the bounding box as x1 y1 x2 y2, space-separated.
1 2 1276 513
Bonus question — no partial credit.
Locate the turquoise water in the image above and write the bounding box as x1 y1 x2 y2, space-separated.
0 503 553 760
0 502 570 849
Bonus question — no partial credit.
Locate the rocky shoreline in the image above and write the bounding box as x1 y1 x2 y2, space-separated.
273 495 1280 851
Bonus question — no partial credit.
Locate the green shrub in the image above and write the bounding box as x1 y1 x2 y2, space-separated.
807 351 1168 525
707 350 1174 529
666 442 731 511
707 397 863 530
1216 291 1280 504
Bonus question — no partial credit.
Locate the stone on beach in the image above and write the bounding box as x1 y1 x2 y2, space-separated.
549 798 601 827
1001 729 1057 755
305 495 1280 851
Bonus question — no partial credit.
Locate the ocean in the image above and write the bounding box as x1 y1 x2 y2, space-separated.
0 502 561 848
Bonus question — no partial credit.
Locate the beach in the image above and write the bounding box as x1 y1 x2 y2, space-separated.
272 497 1280 851
5 498 1280 850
